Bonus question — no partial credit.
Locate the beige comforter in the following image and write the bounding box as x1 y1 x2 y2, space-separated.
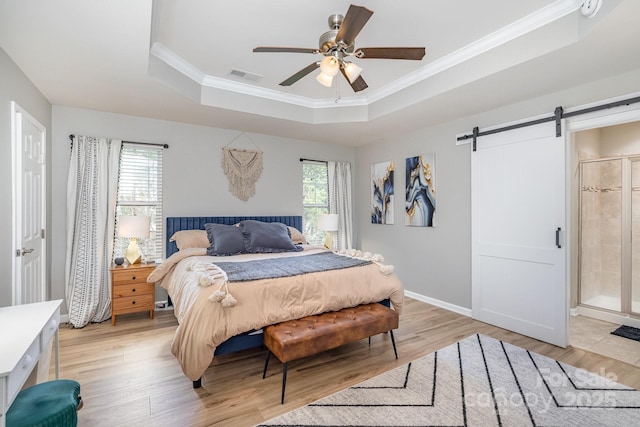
148 246 405 381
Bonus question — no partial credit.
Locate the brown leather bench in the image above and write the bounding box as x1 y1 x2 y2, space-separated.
262 303 399 403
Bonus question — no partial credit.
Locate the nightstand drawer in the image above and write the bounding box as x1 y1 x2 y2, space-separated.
111 263 156 325
113 282 155 298
112 294 154 314
112 269 151 284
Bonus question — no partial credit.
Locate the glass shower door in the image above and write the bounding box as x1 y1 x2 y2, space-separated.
579 159 622 312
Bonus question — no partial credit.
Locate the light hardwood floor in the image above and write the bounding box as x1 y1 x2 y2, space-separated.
53 298 640 426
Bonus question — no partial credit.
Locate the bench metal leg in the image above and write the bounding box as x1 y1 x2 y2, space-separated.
390 330 398 359
281 362 288 404
369 331 398 360
263 351 271 379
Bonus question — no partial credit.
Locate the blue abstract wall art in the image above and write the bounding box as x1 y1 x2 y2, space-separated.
405 154 436 227
371 161 394 224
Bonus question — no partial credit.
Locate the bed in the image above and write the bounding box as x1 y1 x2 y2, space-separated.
151 215 405 387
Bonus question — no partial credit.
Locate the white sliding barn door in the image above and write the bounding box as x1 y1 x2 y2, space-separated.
472 121 567 347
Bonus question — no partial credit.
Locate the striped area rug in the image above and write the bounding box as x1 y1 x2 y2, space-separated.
257 334 640 426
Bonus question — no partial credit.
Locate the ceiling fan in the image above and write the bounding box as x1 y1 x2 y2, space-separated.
253 4 426 92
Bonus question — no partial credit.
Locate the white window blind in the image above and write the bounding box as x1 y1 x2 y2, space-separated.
114 144 163 262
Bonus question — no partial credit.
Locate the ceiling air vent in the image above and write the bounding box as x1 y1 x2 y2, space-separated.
228 68 263 82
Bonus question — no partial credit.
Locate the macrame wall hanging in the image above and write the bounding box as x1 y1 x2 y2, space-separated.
222 133 263 201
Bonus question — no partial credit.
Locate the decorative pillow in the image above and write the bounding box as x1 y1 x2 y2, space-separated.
239 220 303 253
169 230 210 250
288 226 307 245
204 223 246 256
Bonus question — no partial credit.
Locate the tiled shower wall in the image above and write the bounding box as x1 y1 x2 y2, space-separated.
580 159 622 309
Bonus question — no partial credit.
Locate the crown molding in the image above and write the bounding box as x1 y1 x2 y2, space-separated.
150 0 583 117
150 42 205 84
367 0 583 103
201 73 368 109
151 42 368 110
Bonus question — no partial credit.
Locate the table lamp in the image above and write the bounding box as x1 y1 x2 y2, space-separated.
317 213 339 250
117 215 150 264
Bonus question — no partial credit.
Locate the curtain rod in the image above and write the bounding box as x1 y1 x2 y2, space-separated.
299 158 328 164
69 134 169 149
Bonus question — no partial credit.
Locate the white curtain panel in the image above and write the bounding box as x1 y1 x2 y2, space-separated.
65 136 121 328
328 161 353 250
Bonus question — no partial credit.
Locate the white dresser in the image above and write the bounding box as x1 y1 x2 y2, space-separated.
0 300 61 427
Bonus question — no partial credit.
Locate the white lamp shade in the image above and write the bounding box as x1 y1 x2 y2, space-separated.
319 56 339 77
316 72 334 87
343 62 362 83
117 215 150 239
317 214 339 232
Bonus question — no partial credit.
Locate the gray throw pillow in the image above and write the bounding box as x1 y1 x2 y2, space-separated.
239 220 303 253
204 223 245 256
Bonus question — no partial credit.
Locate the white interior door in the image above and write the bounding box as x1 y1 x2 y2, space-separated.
12 102 47 305
472 121 567 347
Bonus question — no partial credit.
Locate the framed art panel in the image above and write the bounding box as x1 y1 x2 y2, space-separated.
371 161 394 224
405 153 436 227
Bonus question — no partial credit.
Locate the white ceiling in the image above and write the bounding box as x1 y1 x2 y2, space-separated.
1 0 639 146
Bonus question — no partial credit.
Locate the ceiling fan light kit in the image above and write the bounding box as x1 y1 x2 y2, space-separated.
319 56 340 76
316 71 334 87
253 4 426 92
343 61 362 83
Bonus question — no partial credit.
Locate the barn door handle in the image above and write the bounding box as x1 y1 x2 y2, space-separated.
555 227 562 249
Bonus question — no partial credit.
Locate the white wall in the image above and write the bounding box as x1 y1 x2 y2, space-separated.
355 121 472 309
0 48 52 307
51 106 355 311
355 69 640 311
5 45 640 319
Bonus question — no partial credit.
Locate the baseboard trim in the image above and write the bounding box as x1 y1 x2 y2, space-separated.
404 290 472 317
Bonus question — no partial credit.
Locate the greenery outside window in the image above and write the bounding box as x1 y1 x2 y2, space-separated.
302 161 329 245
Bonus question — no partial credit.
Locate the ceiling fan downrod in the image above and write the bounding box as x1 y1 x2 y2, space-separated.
319 13 355 56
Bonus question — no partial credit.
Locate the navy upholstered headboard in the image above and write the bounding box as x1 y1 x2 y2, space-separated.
165 216 303 258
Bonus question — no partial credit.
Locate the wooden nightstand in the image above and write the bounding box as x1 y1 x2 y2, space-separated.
110 263 156 325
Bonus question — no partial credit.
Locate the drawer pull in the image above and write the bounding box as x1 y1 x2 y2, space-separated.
132 301 136 305
132 288 136 292
132 276 136 280
49 319 58 330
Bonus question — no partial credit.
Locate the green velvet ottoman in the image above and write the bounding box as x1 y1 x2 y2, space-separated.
6 380 82 427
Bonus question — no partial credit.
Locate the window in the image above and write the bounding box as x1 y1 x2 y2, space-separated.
114 144 163 261
302 161 328 245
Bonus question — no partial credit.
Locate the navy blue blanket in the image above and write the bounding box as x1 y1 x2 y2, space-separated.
214 252 372 282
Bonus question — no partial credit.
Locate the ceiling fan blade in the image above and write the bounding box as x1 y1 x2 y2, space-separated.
335 5 373 48
340 68 368 92
279 62 320 86
357 47 426 60
253 47 318 54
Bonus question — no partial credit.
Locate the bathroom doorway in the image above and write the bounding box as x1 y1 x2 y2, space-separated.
579 155 640 317
571 121 640 366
